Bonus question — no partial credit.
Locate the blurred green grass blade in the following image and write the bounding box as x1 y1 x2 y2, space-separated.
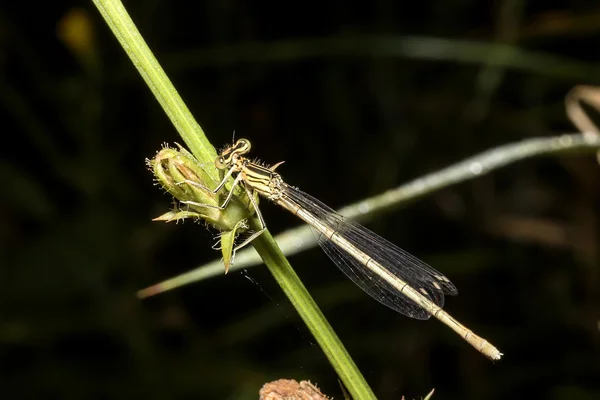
162 35 600 82
167 132 600 285
0 162 56 219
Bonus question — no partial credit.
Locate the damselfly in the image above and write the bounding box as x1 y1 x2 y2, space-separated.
183 139 502 360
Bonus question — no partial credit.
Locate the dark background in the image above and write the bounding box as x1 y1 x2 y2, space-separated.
2 1 599 399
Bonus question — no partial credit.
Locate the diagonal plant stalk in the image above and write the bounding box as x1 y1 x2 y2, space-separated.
93 0 216 173
93 0 377 398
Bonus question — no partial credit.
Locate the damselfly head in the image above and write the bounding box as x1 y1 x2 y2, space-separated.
215 138 252 170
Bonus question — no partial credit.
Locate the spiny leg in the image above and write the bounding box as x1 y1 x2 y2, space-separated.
179 170 267 269
228 184 268 266
176 164 237 195
180 173 244 211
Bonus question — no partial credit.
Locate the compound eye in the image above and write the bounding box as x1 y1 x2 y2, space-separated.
237 139 251 154
215 156 226 170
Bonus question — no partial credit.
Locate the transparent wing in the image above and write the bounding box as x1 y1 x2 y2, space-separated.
282 183 457 320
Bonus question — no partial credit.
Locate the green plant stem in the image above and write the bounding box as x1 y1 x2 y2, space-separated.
251 227 377 400
93 1 376 398
92 0 217 174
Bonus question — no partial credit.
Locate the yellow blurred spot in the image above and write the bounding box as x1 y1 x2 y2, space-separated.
57 8 95 65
